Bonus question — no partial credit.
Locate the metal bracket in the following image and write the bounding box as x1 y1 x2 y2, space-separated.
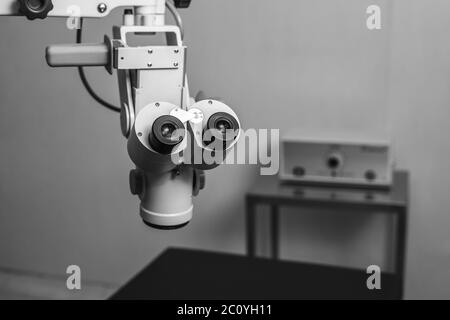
115 46 185 70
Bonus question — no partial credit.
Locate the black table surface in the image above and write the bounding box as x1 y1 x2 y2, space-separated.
111 248 399 300
247 171 408 211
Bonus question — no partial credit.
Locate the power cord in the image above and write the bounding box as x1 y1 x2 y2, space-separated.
166 0 184 40
76 18 121 113
75 3 184 113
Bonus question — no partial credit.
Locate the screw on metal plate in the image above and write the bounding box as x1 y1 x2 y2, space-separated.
174 49 179 54
155 102 160 107
147 63 153 67
208 100 213 104
97 3 107 13
148 49 153 54
174 62 179 67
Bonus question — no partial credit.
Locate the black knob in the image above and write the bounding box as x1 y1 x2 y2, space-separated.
365 170 377 181
327 154 342 170
199 170 205 190
174 0 192 8
193 169 206 196
18 0 54 20
293 166 306 176
129 169 144 196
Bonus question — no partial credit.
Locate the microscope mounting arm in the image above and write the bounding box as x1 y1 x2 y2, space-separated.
0 0 191 18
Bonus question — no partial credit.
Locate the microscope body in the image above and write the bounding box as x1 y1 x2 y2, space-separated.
114 21 193 228
0 0 241 229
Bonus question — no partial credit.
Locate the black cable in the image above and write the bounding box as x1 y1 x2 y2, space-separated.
76 18 121 113
166 0 184 39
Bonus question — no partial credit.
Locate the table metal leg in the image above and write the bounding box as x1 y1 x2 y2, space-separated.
270 205 279 260
395 208 408 299
246 197 256 257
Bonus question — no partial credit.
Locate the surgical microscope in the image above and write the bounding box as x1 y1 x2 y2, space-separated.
0 0 241 229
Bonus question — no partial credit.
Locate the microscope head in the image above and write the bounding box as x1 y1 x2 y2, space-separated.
127 100 241 229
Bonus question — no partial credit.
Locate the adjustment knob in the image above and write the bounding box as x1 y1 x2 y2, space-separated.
326 152 344 170
365 170 377 181
129 169 144 196
198 170 205 190
193 169 205 196
174 0 192 8
18 0 54 20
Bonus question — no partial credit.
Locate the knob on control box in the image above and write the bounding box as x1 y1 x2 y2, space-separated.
280 132 393 189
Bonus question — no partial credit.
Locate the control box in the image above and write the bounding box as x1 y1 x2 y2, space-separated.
280 133 393 189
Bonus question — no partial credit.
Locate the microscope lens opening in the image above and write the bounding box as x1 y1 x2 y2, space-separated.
205 112 239 147
149 115 185 154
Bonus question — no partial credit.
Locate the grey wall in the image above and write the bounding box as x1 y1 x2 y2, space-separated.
387 0 450 299
0 0 449 299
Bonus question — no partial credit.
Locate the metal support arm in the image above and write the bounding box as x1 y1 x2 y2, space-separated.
0 0 167 18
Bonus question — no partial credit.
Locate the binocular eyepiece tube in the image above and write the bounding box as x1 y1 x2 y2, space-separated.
148 115 186 155
205 111 240 148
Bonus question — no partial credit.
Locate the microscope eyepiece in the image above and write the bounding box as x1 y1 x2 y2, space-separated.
206 112 239 146
149 115 185 154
